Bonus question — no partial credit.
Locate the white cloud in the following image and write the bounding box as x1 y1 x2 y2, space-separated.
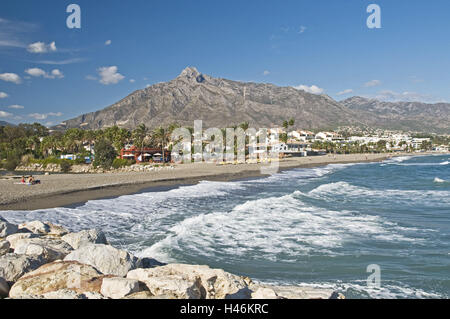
25 68 64 79
97 66 125 85
293 84 324 94
27 41 57 53
0 18 37 49
48 41 56 51
337 89 353 96
105 40 112 46
28 112 62 120
0 73 21 84
263 70 270 76
298 26 307 34
0 92 8 99
35 58 85 65
28 113 47 120
364 79 381 87
129 79 136 83
0 111 12 118
25 67 46 77
48 69 64 79
8 104 24 109
85 75 97 81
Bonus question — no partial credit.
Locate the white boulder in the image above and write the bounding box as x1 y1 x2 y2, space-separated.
61 229 107 249
64 244 140 277
100 277 142 299
14 238 73 262
18 221 68 236
251 287 279 299
8 260 106 298
5 233 39 250
0 217 18 238
0 253 45 284
127 268 203 299
250 284 337 299
127 264 250 299
18 221 50 235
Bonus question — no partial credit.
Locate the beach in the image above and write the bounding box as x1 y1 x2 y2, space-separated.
0 153 403 211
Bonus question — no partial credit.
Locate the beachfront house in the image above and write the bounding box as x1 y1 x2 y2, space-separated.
120 145 171 163
272 143 308 157
288 130 315 142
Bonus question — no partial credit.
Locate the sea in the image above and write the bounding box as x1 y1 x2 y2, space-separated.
1 154 449 299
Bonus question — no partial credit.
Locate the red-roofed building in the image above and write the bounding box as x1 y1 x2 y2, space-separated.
120 146 171 163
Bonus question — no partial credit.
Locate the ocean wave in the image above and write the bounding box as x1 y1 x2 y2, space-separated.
383 156 414 164
138 191 425 263
246 163 351 185
308 181 450 206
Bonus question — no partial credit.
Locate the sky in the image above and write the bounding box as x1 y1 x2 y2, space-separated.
0 0 450 125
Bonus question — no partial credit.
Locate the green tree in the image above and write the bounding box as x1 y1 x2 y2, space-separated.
132 124 149 153
93 139 117 169
152 123 180 163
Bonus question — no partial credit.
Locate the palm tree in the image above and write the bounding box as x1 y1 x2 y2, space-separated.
152 123 180 163
132 124 149 159
239 122 249 131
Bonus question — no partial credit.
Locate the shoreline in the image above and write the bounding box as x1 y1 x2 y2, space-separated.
0 152 439 211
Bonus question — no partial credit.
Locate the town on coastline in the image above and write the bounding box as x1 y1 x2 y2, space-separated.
1 121 449 174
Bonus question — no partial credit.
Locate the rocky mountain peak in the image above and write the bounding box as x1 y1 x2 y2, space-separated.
178 66 200 78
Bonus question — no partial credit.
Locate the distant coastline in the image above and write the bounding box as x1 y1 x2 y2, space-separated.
0 152 445 211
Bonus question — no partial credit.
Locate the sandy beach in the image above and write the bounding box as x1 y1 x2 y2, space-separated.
0 153 408 210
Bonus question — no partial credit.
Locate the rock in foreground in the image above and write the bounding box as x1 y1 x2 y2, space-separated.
61 229 107 249
0 216 344 300
64 244 140 277
8 261 106 298
0 253 45 284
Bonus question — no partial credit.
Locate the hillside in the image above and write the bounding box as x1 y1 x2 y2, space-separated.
55 67 366 131
341 96 450 134
54 68 450 134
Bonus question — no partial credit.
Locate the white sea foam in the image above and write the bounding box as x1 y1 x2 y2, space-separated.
434 177 446 183
138 190 424 263
384 156 414 164
309 181 450 207
0 180 246 254
246 164 350 185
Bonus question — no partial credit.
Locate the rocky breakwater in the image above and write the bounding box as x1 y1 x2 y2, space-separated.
0 216 344 299
14 163 175 174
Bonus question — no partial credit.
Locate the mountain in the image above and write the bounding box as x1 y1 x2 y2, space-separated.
55 67 366 131
55 67 450 134
341 96 450 134
0 121 15 127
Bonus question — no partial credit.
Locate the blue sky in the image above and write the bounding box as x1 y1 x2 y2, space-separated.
0 0 449 125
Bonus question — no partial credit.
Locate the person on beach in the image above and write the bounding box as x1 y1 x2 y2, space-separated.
21 176 25 184
28 175 34 184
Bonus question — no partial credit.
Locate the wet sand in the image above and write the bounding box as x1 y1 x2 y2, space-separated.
0 153 405 211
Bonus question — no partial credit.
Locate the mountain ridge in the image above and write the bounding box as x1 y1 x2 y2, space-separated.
54 67 450 134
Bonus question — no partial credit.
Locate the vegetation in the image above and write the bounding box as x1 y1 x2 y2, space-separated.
60 160 72 173
0 122 181 171
93 139 117 169
112 158 134 169
281 118 295 143
0 120 448 171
